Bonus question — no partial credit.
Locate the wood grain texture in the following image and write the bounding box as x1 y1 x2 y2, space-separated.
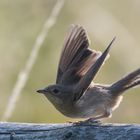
0 122 140 140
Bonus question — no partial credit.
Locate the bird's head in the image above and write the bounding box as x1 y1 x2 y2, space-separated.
36 84 73 105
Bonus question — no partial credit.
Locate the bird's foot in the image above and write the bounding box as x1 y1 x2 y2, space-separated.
72 118 101 125
82 118 101 125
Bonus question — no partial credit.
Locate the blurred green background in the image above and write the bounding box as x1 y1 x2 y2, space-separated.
0 0 140 123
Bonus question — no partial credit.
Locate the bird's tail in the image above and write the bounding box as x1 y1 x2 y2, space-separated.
109 68 140 96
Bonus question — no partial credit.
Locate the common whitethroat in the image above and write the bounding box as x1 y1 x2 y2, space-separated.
37 25 140 122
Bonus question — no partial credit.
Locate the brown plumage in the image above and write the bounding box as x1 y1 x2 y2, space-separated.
37 25 140 122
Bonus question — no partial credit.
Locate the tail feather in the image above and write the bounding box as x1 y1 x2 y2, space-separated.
110 68 140 96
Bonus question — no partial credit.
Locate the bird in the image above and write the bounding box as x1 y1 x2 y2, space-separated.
37 25 140 122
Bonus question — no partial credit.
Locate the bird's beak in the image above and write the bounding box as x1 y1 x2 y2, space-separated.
36 88 49 94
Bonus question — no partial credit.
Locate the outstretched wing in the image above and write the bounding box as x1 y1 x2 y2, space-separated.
74 38 115 101
56 25 101 85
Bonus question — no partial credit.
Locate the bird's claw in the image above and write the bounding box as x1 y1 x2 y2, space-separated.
71 118 101 125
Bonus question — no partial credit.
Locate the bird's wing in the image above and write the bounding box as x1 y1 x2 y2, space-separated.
56 25 101 85
73 38 115 101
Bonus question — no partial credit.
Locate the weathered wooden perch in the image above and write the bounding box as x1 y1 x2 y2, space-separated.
0 122 140 140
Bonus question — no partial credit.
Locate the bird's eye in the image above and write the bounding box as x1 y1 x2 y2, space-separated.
52 88 59 94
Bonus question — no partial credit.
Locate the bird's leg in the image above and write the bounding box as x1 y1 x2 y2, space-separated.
72 109 112 125
85 109 112 123
72 118 101 125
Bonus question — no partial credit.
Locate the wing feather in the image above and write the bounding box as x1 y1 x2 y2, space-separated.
56 25 104 85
